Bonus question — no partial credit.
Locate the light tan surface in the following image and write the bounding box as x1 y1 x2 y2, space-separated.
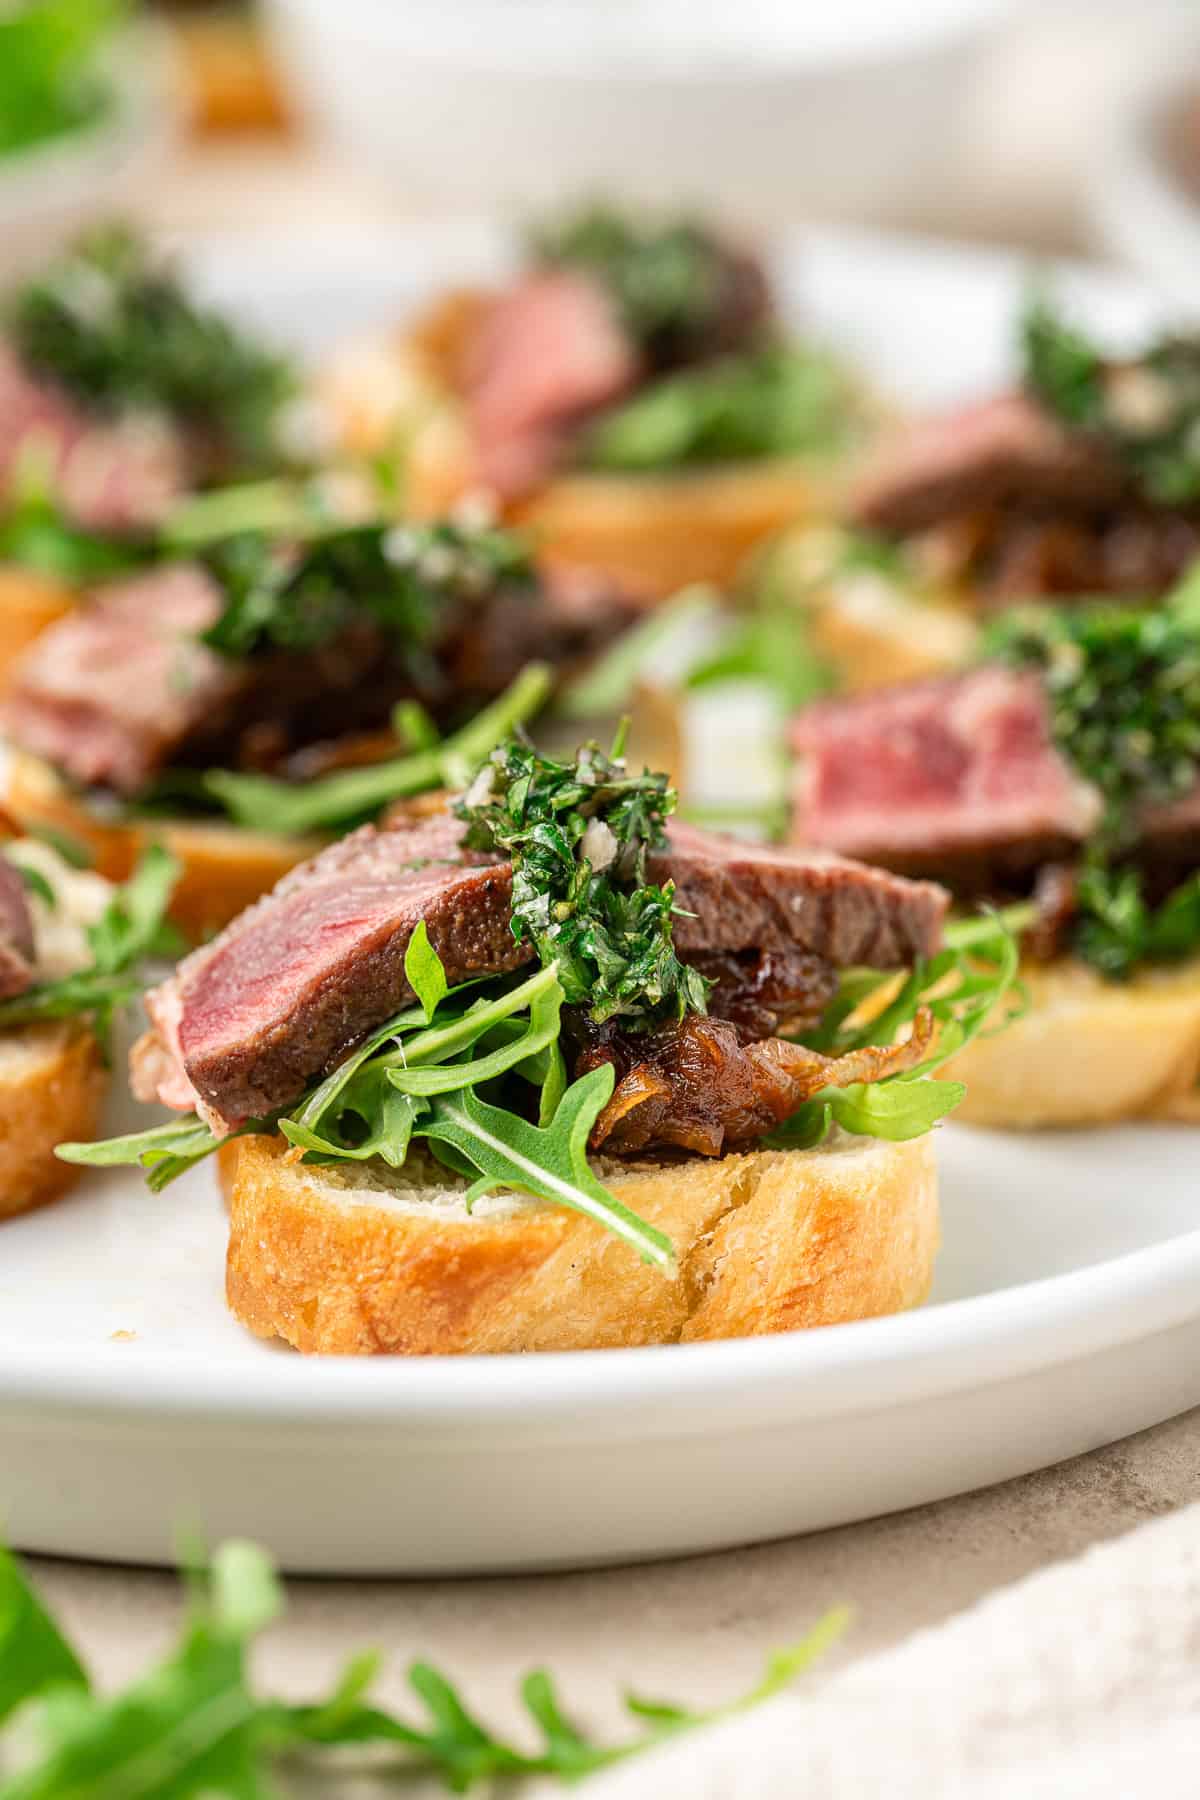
223 1130 937 1353
0 1021 105 1218
26 1406 1200 1796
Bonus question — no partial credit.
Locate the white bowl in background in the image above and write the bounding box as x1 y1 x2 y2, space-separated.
1090 66 1200 313
0 27 177 288
263 0 1010 226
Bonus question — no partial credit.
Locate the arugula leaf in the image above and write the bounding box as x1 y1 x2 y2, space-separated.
418 1070 674 1270
57 1115 235 1192
0 1537 844 1794
0 1544 89 1729
0 0 122 160
0 845 180 1048
405 918 448 1021
769 907 1024 1149
16 866 56 910
0 487 146 585
554 585 722 721
202 660 553 835
586 346 861 472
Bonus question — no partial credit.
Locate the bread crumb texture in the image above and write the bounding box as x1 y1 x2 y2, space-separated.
221 1131 938 1355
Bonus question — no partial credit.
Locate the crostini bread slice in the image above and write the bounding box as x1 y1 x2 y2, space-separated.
220 1129 939 1355
945 954 1200 1129
0 567 77 692
319 306 851 602
5 751 325 940
0 1021 106 1220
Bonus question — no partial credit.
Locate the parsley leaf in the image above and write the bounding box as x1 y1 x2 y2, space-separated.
458 733 711 1029
0 1535 844 1795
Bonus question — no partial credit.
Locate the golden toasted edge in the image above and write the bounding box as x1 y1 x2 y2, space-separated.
0 568 78 695
945 954 1200 1129
0 1022 107 1221
5 751 325 939
221 1130 939 1355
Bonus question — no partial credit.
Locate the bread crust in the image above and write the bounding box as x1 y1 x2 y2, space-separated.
0 1022 106 1220
5 751 324 939
0 568 77 692
221 1130 939 1355
946 954 1200 1129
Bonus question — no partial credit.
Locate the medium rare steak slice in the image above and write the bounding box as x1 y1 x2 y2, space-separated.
790 667 1104 887
463 271 640 500
135 813 948 1134
654 822 946 969
0 344 186 531
0 858 35 1000
3 565 238 794
134 814 531 1131
849 393 1125 537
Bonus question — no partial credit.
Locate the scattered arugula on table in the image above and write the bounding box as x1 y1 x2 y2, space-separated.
529 202 752 363
458 729 711 1029
586 345 861 472
0 844 180 1050
1023 293 1200 506
986 572 1200 979
0 1537 846 1797
8 226 295 474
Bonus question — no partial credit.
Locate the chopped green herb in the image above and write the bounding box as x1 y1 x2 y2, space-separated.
1023 293 1200 506
985 593 1200 854
0 1534 844 1795
586 345 860 471
200 517 534 661
8 226 295 474
458 732 711 1029
529 202 746 360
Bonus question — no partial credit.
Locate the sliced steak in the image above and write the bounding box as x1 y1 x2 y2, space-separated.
3 565 238 794
790 667 1104 889
462 271 640 499
0 857 35 1001
136 812 948 1134
655 820 947 968
134 813 529 1132
0 344 186 532
850 392 1126 538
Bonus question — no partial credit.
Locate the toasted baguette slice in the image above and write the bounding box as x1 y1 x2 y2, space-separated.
0 1022 106 1220
220 1130 939 1355
0 568 77 692
5 752 324 940
945 954 1200 1129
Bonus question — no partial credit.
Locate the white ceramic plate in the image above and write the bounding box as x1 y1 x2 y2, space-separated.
2 228 1198 1575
